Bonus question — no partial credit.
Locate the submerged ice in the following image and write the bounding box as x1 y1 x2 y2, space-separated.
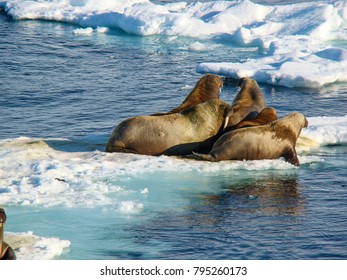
1 0 346 88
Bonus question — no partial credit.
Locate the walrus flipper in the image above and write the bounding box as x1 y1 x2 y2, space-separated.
2 242 16 260
192 152 218 162
283 147 300 166
106 146 139 154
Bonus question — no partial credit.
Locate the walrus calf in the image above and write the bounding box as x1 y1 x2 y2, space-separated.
232 107 278 130
193 112 308 166
0 208 16 260
153 74 223 116
106 99 231 156
224 77 266 130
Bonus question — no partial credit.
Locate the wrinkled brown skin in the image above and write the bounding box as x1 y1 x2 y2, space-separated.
193 112 308 166
106 99 232 156
152 74 223 116
0 208 16 260
224 77 266 130
232 107 278 130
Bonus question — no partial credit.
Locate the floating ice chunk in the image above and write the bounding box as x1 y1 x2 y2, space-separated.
1 0 345 67
217 0 272 26
72 27 93 35
197 45 347 88
188 41 218 51
300 115 347 147
5 231 70 260
118 201 144 214
96 26 109 33
1 0 345 42
140 188 149 194
194 1 347 88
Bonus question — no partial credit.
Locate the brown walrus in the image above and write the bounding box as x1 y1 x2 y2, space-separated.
232 107 278 130
193 112 308 166
106 99 232 156
152 74 223 116
0 208 16 260
224 77 266 130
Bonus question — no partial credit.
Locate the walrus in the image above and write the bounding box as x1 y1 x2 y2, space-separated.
193 112 308 166
231 107 278 130
152 74 223 116
224 77 266 130
0 208 16 260
106 99 232 156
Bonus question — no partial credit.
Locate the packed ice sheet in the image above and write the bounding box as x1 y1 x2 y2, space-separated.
197 45 347 88
1 0 346 88
0 115 346 209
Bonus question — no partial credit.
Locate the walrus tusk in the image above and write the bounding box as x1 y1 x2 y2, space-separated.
223 116 229 130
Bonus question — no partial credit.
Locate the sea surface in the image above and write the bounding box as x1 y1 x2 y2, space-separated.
0 0 347 260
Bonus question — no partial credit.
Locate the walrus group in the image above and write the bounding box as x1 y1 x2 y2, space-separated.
106 75 308 166
1 76 308 260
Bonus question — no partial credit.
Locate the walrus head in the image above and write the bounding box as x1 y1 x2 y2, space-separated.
1 208 6 251
196 74 223 98
0 207 16 260
168 74 223 114
273 112 308 142
304 117 309 128
151 74 223 116
287 112 308 130
0 208 6 224
234 77 265 106
223 77 267 130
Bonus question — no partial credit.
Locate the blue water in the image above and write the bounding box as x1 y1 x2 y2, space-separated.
1 1 347 260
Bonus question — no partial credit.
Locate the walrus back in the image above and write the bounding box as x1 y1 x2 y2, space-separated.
106 116 181 155
106 99 230 156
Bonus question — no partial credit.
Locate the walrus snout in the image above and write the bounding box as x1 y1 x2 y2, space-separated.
0 208 6 224
1 207 16 260
237 77 252 88
237 77 246 87
106 142 118 153
304 118 309 128
105 143 112 152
